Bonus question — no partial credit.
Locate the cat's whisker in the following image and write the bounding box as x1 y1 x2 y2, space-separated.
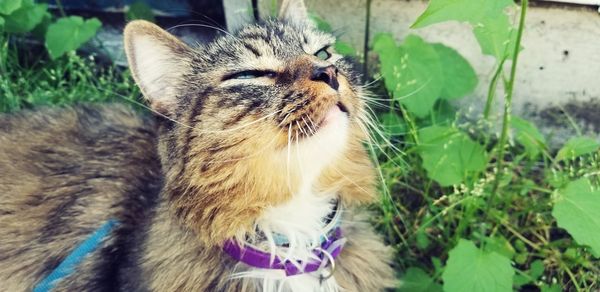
204 132 281 163
82 84 288 135
360 75 383 89
218 110 283 133
362 98 393 110
306 117 320 137
286 123 293 194
301 117 313 135
359 103 406 157
295 121 307 137
353 112 409 232
354 118 407 227
305 118 316 135
167 23 236 39
390 78 432 102
359 113 402 161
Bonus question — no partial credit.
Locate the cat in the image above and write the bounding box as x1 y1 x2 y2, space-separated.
0 0 396 291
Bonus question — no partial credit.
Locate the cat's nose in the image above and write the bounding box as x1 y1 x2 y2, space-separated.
311 65 339 91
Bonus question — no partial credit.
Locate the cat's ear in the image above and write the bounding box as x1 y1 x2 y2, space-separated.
278 0 309 24
124 20 193 114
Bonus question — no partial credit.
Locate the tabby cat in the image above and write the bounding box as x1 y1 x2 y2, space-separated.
0 0 396 291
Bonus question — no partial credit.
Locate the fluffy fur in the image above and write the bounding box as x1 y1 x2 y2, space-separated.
0 0 396 291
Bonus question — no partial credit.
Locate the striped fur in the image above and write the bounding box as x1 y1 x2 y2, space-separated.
0 1 396 290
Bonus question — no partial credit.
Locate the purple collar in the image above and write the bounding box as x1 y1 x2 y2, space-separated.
223 227 344 276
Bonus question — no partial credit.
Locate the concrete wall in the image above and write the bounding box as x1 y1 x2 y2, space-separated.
306 0 600 144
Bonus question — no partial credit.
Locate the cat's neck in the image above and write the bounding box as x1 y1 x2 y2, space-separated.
137 186 340 291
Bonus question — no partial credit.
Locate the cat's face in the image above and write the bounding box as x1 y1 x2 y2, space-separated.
124 1 374 243
125 18 366 179
193 20 361 146
188 21 363 173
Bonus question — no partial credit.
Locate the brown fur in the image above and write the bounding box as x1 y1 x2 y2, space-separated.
0 104 161 291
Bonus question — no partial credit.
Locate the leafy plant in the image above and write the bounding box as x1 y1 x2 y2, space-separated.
443 239 514 292
418 126 487 186
126 1 155 22
555 137 600 162
369 0 600 291
373 34 476 118
0 34 140 112
0 0 101 59
45 16 101 59
552 179 600 257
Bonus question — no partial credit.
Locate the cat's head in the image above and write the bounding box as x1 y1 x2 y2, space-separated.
124 0 376 244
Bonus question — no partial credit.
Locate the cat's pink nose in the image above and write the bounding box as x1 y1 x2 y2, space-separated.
311 65 339 91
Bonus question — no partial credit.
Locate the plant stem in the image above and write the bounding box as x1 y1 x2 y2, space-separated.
55 0 67 17
560 261 582 292
362 0 372 78
496 215 541 251
490 0 528 197
399 103 419 145
483 58 506 119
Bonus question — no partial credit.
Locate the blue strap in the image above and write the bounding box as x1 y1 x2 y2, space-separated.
33 219 118 292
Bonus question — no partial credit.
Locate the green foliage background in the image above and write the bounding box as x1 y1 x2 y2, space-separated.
370 0 600 291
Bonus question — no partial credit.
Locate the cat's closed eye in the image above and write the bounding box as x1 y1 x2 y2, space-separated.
223 70 277 80
314 46 331 60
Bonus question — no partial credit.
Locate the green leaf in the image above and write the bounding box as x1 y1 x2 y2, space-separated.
381 112 406 136
399 267 443 292
3 1 47 33
0 0 22 15
555 137 600 161
552 178 600 257
30 11 51 38
431 43 477 99
412 0 517 60
484 235 515 259
473 15 517 59
541 284 562 292
0 15 4 30
512 273 530 287
513 259 545 287
443 239 514 292
374 34 443 117
45 16 102 59
528 260 545 280
512 117 546 159
126 1 155 22
411 0 514 28
418 126 487 186
416 229 431 250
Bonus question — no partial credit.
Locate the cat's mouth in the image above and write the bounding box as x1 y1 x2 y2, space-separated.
320 102 348 127
280 99 349 141
308 101 349 136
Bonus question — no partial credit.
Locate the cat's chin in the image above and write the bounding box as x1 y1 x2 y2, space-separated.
320 103 346 128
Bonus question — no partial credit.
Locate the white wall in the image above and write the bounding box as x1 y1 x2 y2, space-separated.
307 0 600 143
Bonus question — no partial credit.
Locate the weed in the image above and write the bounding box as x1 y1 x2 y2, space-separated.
371 0 600 291
0 35 139 112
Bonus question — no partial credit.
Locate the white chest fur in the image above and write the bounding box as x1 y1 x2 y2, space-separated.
232 188 341 292
229 104 350 291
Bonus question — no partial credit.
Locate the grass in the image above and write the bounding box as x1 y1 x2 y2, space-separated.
0 35 139 112
2 28 599 291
